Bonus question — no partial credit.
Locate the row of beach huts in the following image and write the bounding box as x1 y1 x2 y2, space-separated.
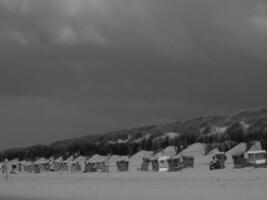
1 142 267 175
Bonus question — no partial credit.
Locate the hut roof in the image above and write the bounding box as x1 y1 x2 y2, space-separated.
64 155 74 163
197 148 221 165
226 143 247 164
247 141 262 152
55 156 63 163
130 150 153 160
207 148 220 156
154 146 177 158
88 154 107 163
173 143 206 165
35 157 49 164
226 143 247 156
179 143 205 157
158 156 171 161
18 160 26 164
109 155 128 166
247 150 266 154
73 155 87 163
24 161 33 166
8 158 19 164
129 150 153 166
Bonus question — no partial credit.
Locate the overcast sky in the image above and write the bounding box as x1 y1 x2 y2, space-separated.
0 0 267 149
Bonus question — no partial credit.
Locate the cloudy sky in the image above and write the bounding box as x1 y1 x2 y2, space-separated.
0 0 267 149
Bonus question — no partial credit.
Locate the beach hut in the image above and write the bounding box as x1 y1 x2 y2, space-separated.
23 161 33 173
53 156 68 172
34 157 50 173
7 158 20 174
16 160 28 173
154 146 177 158
150 146 177 172
247 150 267 167
225 143 247 165
85 160 108 173
108 155 128 172
85 154 108 172
64 155 74 171
151 157 160 171
230 143 262 169
167 155 183 171
84 162 97 172
232 153 248 168
182 156 194 168
116 160 129 172
158 156 170 172
129 150 153 171
72 156 87 172
70 161 81 172
178 143 205 167
244 141 262 159
138 157 151 171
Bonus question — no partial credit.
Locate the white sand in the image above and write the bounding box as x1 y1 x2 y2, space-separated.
1 167 267 200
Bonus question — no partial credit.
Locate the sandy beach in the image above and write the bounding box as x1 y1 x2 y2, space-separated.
1 166 267 200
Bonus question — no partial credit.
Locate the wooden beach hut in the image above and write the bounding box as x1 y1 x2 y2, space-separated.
150 146 177 172
108 155 128 172
72 156 87 172
138 157 151 171
177 143 205 167
232 153 248 168
225 143 247 165
158 156 171 172
85 154 108 172
116 159 129 172
129 150 153 171
34 157 50 173
247 150 267 167
167 155 183 171
150 157 159 171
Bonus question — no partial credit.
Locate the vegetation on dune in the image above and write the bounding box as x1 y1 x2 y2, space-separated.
1 108 267 161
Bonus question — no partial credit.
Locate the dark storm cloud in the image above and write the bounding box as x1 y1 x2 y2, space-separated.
0 0 267 149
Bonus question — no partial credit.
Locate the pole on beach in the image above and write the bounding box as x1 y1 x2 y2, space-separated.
107 154 111 173
180 145 183 165
5 159 8 180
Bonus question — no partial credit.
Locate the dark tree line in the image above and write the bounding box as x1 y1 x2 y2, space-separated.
2 116 267 162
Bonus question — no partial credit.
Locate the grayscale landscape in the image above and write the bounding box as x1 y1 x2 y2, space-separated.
1 0 267 199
